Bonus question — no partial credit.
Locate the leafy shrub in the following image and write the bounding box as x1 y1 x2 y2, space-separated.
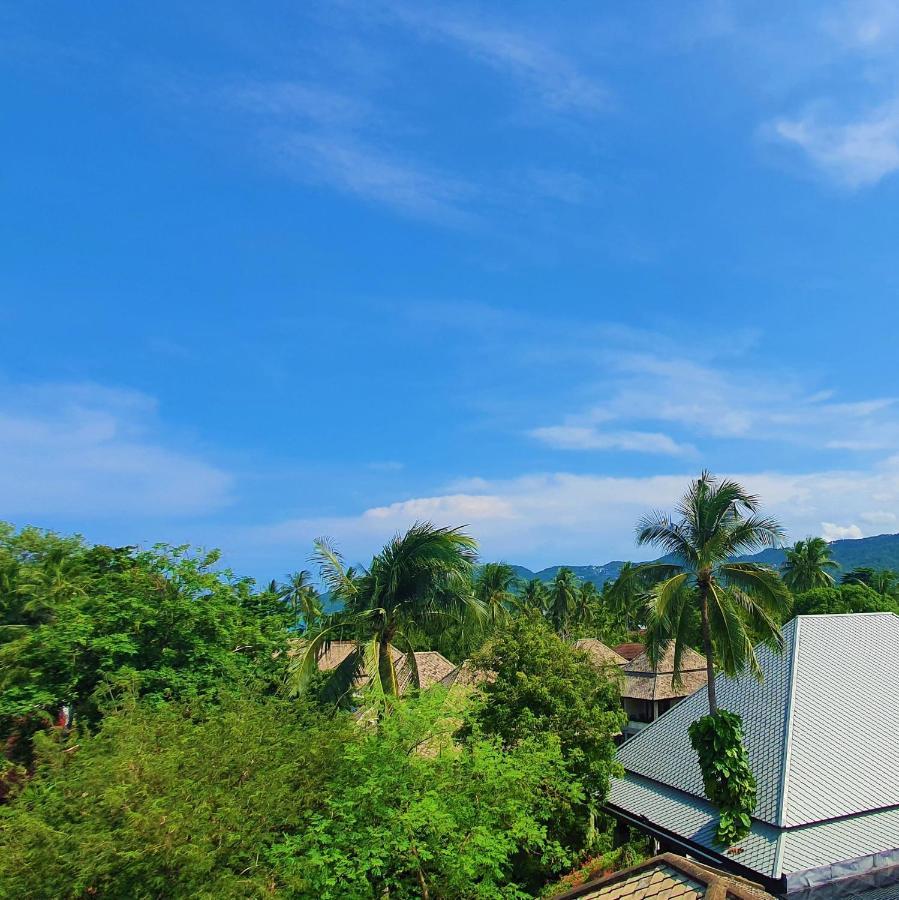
0 525 292 764
688 710 756 846
0 692 347 898
461 616 626 886
0 688 584 899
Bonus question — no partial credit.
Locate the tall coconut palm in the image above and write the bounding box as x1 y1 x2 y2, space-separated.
288 522 480 704
473 562 519 630
547 568 581 638
632 472 790 713
278 569 323 629
572 581 600 632
781 537 839 594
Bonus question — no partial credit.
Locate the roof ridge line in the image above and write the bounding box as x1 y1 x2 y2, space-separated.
775 617 802 835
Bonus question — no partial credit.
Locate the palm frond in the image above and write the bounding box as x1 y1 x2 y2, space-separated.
706 581 757 679
311 537 360 602
635 513 697 565
717 562 791 623
284 623 345 697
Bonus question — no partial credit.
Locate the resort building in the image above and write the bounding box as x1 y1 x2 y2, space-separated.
619 644 708 739
316 640 457 692
606 613 899 899
574 638 629 670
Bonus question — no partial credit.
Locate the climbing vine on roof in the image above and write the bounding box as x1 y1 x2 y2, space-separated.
689 709 757 847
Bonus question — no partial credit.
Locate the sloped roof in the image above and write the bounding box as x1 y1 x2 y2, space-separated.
614 642 646 661
396 651 457 691
317 642 453 693
440 659 492 689
607 614 899 895
556 853 776 899
575 638 628 668
621 644 708 702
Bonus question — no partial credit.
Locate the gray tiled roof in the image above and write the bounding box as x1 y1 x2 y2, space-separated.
608 614 899 891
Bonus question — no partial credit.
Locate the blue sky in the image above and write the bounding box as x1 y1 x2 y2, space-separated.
5 0 899 580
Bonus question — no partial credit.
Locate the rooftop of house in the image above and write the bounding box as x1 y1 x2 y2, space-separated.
575 638 629 668
607 613 899 898
555 853 776 899
315 641 457 694
614 642 646 661
620 644 708 702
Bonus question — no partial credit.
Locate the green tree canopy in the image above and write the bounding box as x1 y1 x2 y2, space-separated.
0 525 291 763
462 616 625 873
0 689 581 899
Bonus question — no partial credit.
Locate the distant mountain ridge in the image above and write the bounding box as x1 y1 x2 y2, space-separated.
510 532 899 589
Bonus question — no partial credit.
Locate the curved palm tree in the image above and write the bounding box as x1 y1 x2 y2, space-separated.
631 472 789 713
288 522 480 704
781 538 839 593
547 568 581 638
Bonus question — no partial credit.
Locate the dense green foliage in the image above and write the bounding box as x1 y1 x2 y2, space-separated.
0 693 344 898
792 582 899 616
0 525 290 770
688 711 757 847
0 689 585 899
463 616 625 877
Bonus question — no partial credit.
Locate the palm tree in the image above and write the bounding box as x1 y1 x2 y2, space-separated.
519 578 549 615
605 562 652 632
288 522 480 704
571 581 600 632
473 562 519 630
278 569 323 629
547 568 581 638
631 472 790 713
781 538 839 593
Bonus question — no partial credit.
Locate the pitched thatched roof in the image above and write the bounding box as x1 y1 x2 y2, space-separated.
396 651 458 692
315 641 456 694
440 659 493 689
613 641 645 661
555 853 775 899
314 640 403 672
574 638 628 668
620 644 708 702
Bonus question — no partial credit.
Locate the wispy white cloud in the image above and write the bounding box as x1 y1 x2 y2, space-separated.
274 132 474 225
383 4 607 114
0 381 232 519
530 424 695 456
242 460 899 568
769 101 899 188
529 348 899 453
222 79 475 226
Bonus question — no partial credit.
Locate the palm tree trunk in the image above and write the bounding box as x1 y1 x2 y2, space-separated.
699 586 717 714
379 637 399 697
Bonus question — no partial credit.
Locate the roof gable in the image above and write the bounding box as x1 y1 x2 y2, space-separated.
610 614 899 887
617 619 795 825
574 638 628 667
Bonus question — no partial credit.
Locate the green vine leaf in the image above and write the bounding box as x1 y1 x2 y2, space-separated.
688 710 756 847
